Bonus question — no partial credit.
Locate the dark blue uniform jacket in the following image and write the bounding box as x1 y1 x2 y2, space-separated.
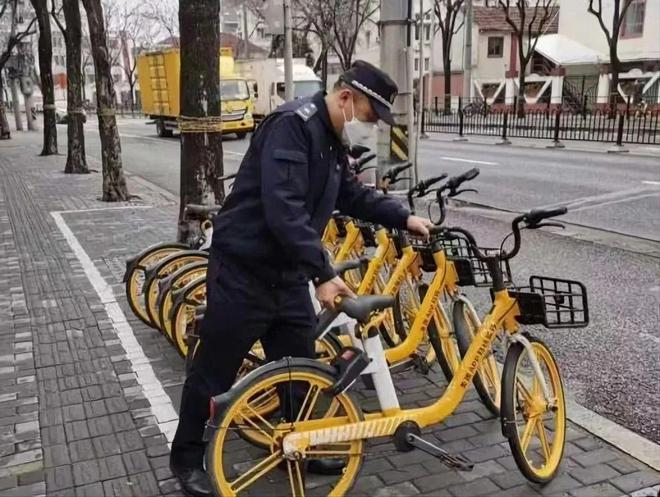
211 91 410 286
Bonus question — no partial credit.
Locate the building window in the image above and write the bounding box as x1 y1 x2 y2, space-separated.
424 25 431 41
621 0 645 38
424 57 429 71
414 24 419 41
256 26 264 38
365 30 371 48
414 58 419 72
487 36 504 58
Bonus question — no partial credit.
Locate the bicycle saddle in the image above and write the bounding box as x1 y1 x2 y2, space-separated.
337 295 395 323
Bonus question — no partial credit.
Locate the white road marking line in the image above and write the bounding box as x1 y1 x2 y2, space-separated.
55 205 153 215
440 156 498 166
51 208 179 444
642 180 660 186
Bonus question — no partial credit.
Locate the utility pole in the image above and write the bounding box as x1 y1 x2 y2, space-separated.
283 0 294 100
242 2 250 59
421 1 435 139
406 0 416 183
414 0 425 162
462 0 473 100
378 0 416 188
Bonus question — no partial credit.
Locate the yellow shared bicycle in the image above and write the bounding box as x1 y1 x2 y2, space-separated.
202 206 589 496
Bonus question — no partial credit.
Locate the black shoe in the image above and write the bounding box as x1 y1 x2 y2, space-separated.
170 466 212 497
278 458 346 476
307 458 346 476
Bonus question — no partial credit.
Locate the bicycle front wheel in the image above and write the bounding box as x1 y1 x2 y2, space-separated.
206 359 364 497
501 336 566 484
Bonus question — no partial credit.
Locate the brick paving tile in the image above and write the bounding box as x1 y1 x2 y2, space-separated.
0 133 658 497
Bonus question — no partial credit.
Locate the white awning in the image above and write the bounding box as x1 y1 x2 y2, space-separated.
535 34 607 66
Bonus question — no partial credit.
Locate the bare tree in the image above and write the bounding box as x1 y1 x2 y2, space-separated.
178 0 224 242
81 0 128 200
330 0 378 71
497 0 557 117
29 0 58 154
294 0 336 86
50 0 89 173
0 0 37 139
587 0 634 111
143 0 178 46
433 0 465 113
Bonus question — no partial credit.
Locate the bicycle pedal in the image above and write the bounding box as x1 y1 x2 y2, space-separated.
405 433 474 472
325 347 370 396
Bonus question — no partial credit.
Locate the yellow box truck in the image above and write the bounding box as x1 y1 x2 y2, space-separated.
137 47 255 139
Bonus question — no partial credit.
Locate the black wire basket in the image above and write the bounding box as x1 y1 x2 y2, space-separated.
414 232 513 287
510 276 589 328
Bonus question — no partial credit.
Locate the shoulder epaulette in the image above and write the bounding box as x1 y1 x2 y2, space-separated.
295 102 318 121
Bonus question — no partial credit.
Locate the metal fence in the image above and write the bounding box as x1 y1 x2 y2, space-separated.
423 98 659 145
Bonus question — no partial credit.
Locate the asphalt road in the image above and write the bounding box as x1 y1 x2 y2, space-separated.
81 118 660 442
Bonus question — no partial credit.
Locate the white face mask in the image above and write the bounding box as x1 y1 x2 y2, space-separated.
341 97 376 148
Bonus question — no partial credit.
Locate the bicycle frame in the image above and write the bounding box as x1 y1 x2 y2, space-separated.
333 220 364 264
281 289 543 456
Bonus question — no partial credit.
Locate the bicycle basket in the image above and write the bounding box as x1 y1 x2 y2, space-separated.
435 233 513 287
510 276 589 329
356 221 377 247
409 234 439 273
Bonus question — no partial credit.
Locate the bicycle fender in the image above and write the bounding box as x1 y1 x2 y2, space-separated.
122 242 188 282
203 358 337 442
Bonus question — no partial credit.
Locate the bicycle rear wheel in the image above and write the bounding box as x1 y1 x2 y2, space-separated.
426 291 461 382
501 336 565 484
453 298 501 416
206 359 364 497
125 243 187 326
144 251 208 331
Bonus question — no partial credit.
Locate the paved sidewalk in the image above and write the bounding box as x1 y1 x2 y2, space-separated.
1 130 659 497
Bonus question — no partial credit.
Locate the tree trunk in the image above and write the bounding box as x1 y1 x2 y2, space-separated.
10 79 23 130
81 0 128 201
609 47 620 115
516 69 526 118
62 0 89 174
0 77 10 139
24 92 36 130
178 0 224 243
443 47 451 115
30 0 58 155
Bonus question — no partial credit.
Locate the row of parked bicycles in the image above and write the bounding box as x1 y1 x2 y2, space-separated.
123 148 589 497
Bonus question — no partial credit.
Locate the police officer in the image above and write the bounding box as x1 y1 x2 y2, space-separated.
169 60 433 496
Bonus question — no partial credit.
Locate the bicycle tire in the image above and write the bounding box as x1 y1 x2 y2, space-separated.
235 332 345 449
453 299 501 416
501 336 566 484
143 251 208 331
157 261 208 341
171 276 207 357
424 285 459 382
125 242 188 326
206 358 364 497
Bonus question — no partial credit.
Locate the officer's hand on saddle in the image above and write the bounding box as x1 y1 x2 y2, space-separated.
406 215 434 239
316 276 356 311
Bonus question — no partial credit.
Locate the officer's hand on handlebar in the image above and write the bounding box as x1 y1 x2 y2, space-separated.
406 215 434 239
316 276 356 311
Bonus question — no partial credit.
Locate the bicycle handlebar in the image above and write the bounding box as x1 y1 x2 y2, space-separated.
406 174 449 211
524 206 568 227
352 153 377 174
444 167 479 194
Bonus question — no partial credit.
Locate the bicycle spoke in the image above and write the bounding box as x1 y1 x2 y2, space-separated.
230 451 282 493
295 385 321 423
536 418 552 462
238 405 276 443
287 460 306 497
520 417 536 453
246 387 278 412
516 378 534 405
